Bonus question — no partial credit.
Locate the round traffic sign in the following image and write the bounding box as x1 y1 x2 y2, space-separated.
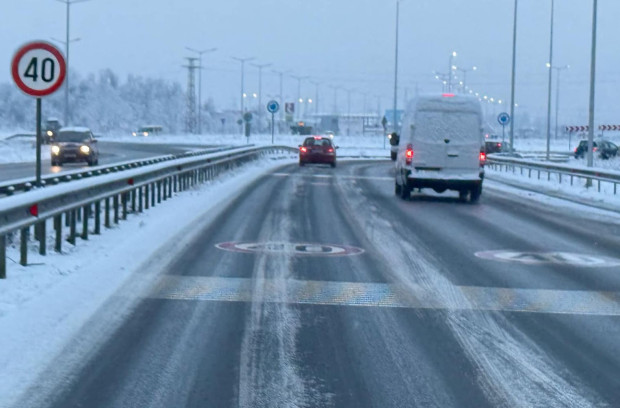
267 100 280 114
11 41 66 97
497 112 511 126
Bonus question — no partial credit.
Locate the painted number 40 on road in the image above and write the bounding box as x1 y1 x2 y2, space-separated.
11 41 66 97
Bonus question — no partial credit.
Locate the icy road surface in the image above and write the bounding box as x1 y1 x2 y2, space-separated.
4 160 620 407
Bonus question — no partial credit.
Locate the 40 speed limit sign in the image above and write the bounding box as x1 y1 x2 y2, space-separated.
11 41 66 97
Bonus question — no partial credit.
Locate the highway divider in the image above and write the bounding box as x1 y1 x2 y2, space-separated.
0 145 297 279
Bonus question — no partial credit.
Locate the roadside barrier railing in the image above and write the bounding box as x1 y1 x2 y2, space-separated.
0 145 297 279
486 155 620 195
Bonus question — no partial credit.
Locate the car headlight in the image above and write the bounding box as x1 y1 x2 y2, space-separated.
132 132 137 136
80 145 90 154
47 130 53 137
51 145 60 155
143 132 148 137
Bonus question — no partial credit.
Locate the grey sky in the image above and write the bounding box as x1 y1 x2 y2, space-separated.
2 0 620 126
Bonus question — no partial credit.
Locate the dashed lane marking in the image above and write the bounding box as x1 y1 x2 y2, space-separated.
149 276 620 316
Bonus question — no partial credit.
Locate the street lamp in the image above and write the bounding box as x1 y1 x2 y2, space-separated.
186 47 217 134
392 0 403 132
586 0 598 172
447 51 457 92
251 62 272 129
329 85 340 114
547 63 569 141
310 80 321 116
545 0 555 161
290 75 308 120
232 56 255 116
456 66 477 92
509 0 519 153
55 0 92 126
272 69 290 121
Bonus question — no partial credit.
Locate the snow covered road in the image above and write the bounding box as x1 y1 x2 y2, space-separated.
3 160 620 407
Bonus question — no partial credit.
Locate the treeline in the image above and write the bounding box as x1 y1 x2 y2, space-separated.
0 69 226 134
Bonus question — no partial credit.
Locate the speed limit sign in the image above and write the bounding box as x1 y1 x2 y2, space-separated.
11 41 66 97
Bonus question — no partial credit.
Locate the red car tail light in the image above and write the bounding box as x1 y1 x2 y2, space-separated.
480 151 487 164
405 144 414 165
327 147 334 153
300 146 307 153
593 147 598 152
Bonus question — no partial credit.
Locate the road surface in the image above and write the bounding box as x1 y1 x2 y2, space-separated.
21 161 620 407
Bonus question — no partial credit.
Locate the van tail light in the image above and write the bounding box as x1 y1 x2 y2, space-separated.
574 147 578 153
479 152 487 165
300 146 307 153
405 144 414 165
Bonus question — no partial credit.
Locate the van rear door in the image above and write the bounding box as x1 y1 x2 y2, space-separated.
413 110 480 173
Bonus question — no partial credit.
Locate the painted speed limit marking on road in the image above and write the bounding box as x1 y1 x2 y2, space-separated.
475 250 620 267
216 242 365 257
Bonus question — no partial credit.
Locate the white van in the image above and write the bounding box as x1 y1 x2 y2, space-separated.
394 94 485 202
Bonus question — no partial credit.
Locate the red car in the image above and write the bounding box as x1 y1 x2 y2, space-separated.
299 136 337 167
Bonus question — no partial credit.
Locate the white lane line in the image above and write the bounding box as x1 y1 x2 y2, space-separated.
150 276 620 316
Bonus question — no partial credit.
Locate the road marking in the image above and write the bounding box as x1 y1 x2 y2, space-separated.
216 241 365 257
475 250 620 267
150 276 620 316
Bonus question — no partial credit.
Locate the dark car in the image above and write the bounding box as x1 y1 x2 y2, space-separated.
299 136 337 167
51 127 100 166
574 139 618 159
484 140 510 154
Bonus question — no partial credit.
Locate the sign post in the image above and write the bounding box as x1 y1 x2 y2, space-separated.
11 41 66 187
497 112 511 146
243 112 253 144
266 100 280 144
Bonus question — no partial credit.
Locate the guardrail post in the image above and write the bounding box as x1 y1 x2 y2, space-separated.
598 180 601 193
138 187 143 212
65 211 70 227
122 193 128 220
151 183 156 207
157 181 162 203
39 220 46 255
68 210 76 245
0 235 5 279
105 198 111 228
20 228 28 266
547 171 551 181
113 195 119 224
131 190 136 213
54 215 62 253
168 177 173 197
173 175 178 193
77 206 82 223
94 201 101 235
145 185 150 210
81 205 89 240
559 173 562 184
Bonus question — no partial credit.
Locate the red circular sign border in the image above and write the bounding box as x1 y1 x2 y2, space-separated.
11 41 67 97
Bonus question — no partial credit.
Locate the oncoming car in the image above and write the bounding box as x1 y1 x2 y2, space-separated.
132 125 163 137
299 136 338 167
51 127 100 166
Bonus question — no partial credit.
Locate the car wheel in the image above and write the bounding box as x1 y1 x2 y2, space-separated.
299 161 305 167
395 181 402 196
390 152 397 161
470 185 482 202
330 162 336 168
400 182 411 200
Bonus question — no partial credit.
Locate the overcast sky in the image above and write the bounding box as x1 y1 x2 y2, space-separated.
2 0 620 126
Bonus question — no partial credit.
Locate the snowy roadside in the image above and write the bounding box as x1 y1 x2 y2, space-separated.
0 156 295 407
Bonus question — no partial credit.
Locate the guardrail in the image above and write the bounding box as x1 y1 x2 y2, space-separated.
0 145 244 197
487 155 620 194
0 145 297 278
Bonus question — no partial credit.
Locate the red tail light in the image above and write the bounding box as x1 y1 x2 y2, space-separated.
593 147 598 152
29 204 38 217
480 152 487 164
574 148 578 153
327 148 334 153
405 144 414 165
300 146 307 153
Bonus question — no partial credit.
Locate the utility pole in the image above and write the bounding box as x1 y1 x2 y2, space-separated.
232 56 255 116
311 80 321 116
272 69 289 122
290 75 308 120
183 57 199 134
186 47 216 134
551 65 569 140
586 0 598 175
55 0 91 126
393 0 401 132
509 0 519 153
448 51 457 93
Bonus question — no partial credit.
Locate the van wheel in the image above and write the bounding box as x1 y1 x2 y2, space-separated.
394 181 402 195
458 190 469 202
470 185 482 202
400 183 411 200
390 152 397 161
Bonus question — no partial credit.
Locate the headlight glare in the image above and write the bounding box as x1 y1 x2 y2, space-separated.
51 145 60 155
80 145 90 154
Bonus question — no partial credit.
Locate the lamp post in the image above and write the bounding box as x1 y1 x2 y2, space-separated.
310 80 321 116
547 64 569 141
447 51 457 92
545 0 555 161
55 0 91 126
232 57 255 116
272 69 289 122
392 0 403 132
509 0 519 153
290 75 308 120
251 62 272 130
586 0 598 173
330 85 340 115
186 47 216 134
456 66 477 92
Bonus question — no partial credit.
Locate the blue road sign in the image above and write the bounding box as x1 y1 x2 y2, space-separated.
497 112 511 126
267 100 280 114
